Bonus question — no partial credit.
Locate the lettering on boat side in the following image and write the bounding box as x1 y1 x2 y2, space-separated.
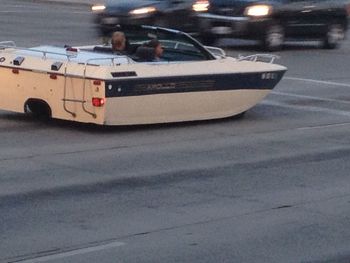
134 80 215 93
261 72 277 80
141 80 214 91
0 57 5 63
146 83 176 90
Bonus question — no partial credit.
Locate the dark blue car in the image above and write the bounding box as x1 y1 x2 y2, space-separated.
92 0 349 51
196 0 349 50
92 0 198 36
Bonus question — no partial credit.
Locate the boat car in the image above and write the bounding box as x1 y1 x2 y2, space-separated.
0 25 287 125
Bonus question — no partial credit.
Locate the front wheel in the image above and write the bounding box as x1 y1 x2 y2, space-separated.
262 24 284 52
322 23 345 49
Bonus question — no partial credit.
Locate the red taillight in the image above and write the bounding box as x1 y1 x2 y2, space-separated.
92 97 105 107
50 74 57 80
66 47 78 52
12 69 19 74
93 80 101 85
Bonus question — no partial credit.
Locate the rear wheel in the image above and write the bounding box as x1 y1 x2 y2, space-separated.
24 99 52 122
322 23 345 49
262 24 284 52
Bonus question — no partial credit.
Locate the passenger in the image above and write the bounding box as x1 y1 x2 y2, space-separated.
111 31 127 54
145 39 164 61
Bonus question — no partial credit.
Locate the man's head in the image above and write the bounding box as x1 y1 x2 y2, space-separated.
111 31 126 51
147 39 163 58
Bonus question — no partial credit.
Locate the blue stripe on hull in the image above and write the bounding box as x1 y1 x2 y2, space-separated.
105 71 286 98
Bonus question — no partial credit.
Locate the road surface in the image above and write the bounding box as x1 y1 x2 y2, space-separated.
1 1 350 262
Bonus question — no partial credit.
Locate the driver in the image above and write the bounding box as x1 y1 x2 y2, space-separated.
111 31 127 54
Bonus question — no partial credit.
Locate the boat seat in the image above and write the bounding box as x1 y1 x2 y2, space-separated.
135 46 155 62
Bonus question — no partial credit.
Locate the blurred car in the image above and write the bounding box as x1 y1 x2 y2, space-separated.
92 0 199 37
195 0 350 50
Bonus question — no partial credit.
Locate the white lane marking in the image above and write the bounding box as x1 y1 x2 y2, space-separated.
272 91 350 105
284 76 350 88
263 100 350 117
297 122 350 130
15 241 125 263
266 76 350 129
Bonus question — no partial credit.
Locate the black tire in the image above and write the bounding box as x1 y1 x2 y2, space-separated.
24 99 52 122
262 24 284 52
322 23 345 49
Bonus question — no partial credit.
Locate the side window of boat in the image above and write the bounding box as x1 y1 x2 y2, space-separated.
124 28 210 61
157 35 208 61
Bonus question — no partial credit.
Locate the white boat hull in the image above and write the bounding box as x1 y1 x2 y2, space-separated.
0 44 286 126
105 89 270 125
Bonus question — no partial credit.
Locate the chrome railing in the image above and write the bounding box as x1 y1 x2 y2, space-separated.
238 54 279 64
204 46 226 58
0 41 132 65
0 41 16 48
0 43 75 60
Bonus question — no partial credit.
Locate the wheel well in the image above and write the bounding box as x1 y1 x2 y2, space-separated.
24 99 52 119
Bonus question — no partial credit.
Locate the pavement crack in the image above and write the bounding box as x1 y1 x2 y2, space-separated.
133 231 151 236
272 205 294 210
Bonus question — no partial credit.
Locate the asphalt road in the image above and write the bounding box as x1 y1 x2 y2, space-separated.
1 1 350 262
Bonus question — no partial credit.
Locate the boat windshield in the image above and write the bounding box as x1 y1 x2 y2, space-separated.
105 26 216 62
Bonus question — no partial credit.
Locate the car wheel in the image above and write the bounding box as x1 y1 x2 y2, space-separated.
323 23 345 49
262 24 284 52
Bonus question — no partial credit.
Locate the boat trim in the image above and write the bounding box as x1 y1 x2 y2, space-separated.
105 71 286 98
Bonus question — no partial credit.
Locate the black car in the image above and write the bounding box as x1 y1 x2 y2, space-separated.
196 0 349 50
92 0 199 37
92 0 349 50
